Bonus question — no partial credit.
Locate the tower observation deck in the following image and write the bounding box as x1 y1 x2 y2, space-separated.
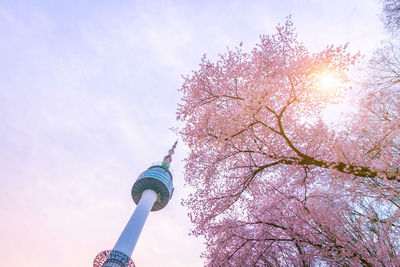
94 141 177 267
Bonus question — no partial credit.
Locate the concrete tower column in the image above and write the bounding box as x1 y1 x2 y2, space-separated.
112 189 157 257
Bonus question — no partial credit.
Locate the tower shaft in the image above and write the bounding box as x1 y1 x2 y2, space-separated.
112 189 157 257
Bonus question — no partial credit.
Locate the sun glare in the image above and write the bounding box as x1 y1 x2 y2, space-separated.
317 72 341 92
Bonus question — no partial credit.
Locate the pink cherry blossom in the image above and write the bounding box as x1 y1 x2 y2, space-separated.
178 18 400 266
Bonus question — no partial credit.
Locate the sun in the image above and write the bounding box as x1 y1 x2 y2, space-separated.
317 72 341 92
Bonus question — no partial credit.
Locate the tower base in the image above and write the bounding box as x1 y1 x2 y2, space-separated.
94 250 135 267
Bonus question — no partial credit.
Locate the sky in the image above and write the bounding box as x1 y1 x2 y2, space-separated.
0 1 387 266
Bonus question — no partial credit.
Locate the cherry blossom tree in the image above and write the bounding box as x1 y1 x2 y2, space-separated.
178 19 400 266
381 0 400 34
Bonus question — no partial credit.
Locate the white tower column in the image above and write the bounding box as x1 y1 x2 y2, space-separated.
112 189 158 257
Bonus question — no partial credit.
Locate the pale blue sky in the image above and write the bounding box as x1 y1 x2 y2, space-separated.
0 1 386 266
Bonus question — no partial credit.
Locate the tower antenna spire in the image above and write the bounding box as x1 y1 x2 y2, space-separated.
161 140 178 169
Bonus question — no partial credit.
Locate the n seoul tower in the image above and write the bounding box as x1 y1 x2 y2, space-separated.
94 141 177 267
